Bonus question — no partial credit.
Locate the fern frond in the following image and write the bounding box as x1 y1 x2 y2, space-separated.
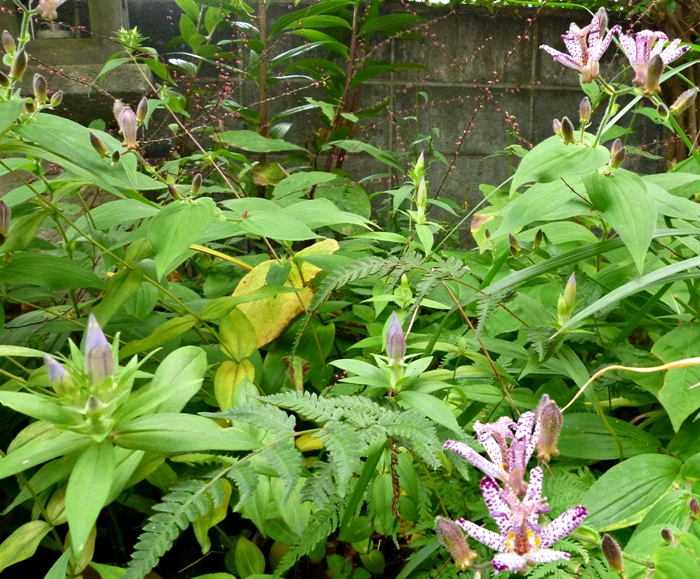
475 289 515 339
123 475 226 579
301 459 336 509
206 402 296 435
260 441 303 504
321 422 366 497
406 256 468 320
332 395 387 427
263 390 339 423
228 459 259 511
381 411 441 467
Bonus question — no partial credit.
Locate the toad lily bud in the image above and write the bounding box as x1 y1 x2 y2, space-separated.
136 96 148 124
661 527 674 545
191 173 202 196
644 54 664 95
386 312 406 366
690 497 700 518
535 394 563 462
657 102 670 120
9 50 27 82
33 73 48 104
509 234 521 257
0 200 10 244
0 71 9 89
579 96 591 124
595 7 608 34
435 517 479 571
84 314 114 384
560 116 575 144
2 31 15 55
610 143 626 169
49 90 63 107
90 131 110 158
119 107 139 150
111 150 121 164
113 99 125 123
552 118 562 136
602 534 624 576
533 229 543 251
671 88 699 116
167 183 181 200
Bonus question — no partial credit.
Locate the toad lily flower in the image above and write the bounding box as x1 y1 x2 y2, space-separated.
618 30 690 91
444 411 539 497
457 470 588 574
540 10 620 83
36 0 70 21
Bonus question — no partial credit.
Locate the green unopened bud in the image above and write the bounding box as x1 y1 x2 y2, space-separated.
533 229 543 250
0 200 10 244
610 144 626 169
416 177 427 210
579 97 591 124
136 96 148 124
602 534 624 575
435 517 478 571
24 100 35 114
560 117 575 144
50 90 63 107
111 150 121 164
84 314 114 384
84 395 104 416
690 497 700 518
509 234 520 257
167 183 181 199
644 54 664 95
536 394 563 462
33 73 48 104
415 151 425 175
2 31 15 55
191 173 202 196
386 312 406 366
552 118 562 136
670 88 698 116
9 50 27 82
657 102 670 120
0 71 9 89
90 131 109 158
563 273 576 309
661 527 674 544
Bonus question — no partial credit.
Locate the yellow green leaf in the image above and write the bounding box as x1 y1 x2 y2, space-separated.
0 520 51 572
214 359 255 411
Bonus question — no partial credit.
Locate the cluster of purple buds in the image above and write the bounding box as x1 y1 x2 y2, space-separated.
437 396 587 574
113 98 147 151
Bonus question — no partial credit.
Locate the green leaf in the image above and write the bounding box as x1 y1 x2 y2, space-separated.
95 57 130 80
582 454 681 531
397 391 461 434
651 324 700 432
112 413 262 452
220 308 257 361
218 130 306 152
43 549 73 579
510 135 610 195
0 520 52 573
558 413 660 460
66 440 116 559
175 0 200 21
118 315 197 359
148 198 216 278
89 562 126 579
280 15 351 30
0 392 73 425
372 472 395 535
583 169 656 273
237 211 320 241
0 253 104 290
0 99 25 134
650 545 700 579
0 345 46 358
359 14 426 36
395 539 441 579
236 535 265 578
200 284 303 321
92 268 144 325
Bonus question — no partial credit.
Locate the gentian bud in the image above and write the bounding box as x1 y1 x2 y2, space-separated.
191 173 202 196
602 534 624 575
90 131 109 158
84 395 103 416
416 177 427 211
560 117 575 144
690 497 700 518
644 54 664 95
670 88 699 116
386 311 406 365
0 201 10 244
43 354 66 384
9 50 27 82
84 314 114 384
435 517 478 571
167 183 181 199
610 145 626 169
113 100 125 124
49 90 63 107
111 150 121 164
2 31 15 55
661 527 674 544
33 74 48 104
595 8 608 33
0 71 10 89
136 96 148 124
119 107 138 150
536 394 563 462
509 233 520 257
579 97 591 124
657 102 670 120
552 118 562 136
564 273 576 309
414 151 425 175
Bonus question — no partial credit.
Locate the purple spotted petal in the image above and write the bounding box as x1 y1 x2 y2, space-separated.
660 38 691 64
457 518 507 551
492 553 527 573
562 34 583 62
529 548 571 563
479 433 504 466
444 440 503 480
480 477 512 534
526 417 540 460
540 45 581 70
586 16 601 49
618 31 637 64
591 25 620 61
514 411 535 439
648 31 670 60
525 467 543 505
539 505 588 548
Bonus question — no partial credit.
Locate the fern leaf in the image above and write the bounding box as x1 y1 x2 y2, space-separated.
263 390 339 423
301 459 336 509
123 475 226 579
205 402 296 435
321 422 366 497
261 441 303 504
227 460 258 511
380 411 441 467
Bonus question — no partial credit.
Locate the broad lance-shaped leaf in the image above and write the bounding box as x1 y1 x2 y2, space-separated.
0 520 52 573
583 168 656 274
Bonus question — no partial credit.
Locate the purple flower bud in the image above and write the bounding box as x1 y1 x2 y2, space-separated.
113 100 125 123
241 210 248 219
43 354 66 384
644 54 664 95
386 312 406 365
509 233 520 257
657 102 670 120
167 183 181 199
561 117 575 144
33 74 47 104
111 150 121 164
49 91 63 107
691 497 700 517
0 201 10 244
0 71 9 89
579 97 591 124
84 314 114 384
2 31 15 55
661 527 674 544
136 96 148 124
119 108 139 150
435 517 478 571
191 173 202 196
602 534 624 574
90 132 109 158
536 394 563 462
670 88 698 116
595 8 608 33
610 145 626 169
610 138 623 157
552 118 562 136
9 50 27 82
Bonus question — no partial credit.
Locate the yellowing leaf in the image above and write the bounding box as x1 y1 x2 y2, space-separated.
296 432 323 452
219 308 256 361
0 521 51 572
233 238 339 347
193 479 232 554
214 359 255 411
